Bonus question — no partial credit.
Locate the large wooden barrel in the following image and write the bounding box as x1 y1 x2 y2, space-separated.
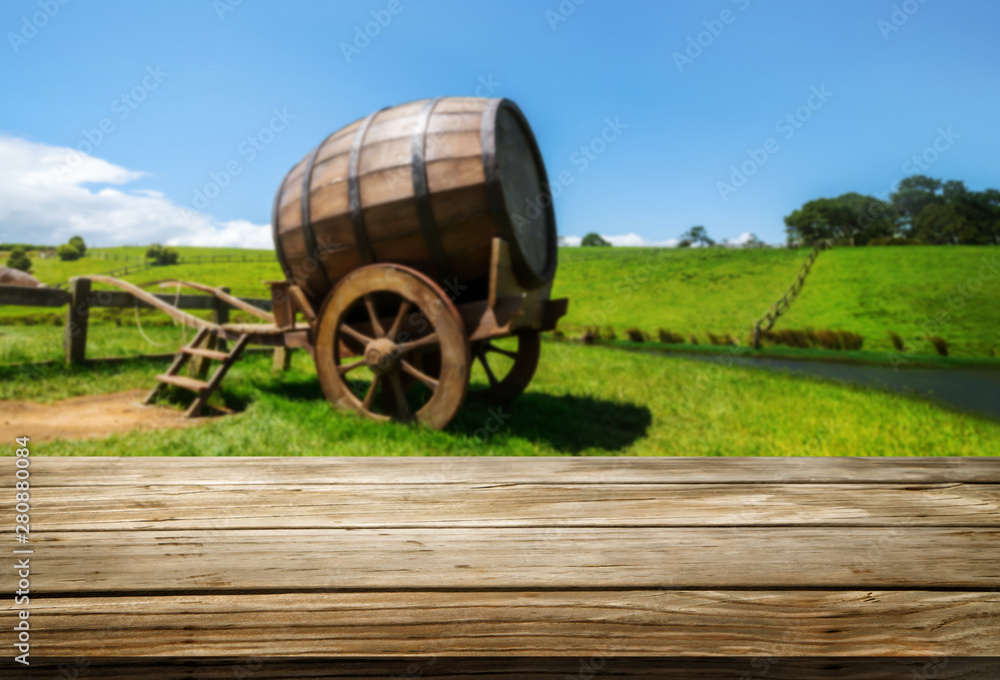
272 97 557 307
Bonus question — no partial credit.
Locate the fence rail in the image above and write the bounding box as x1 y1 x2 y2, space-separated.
82 252 278 280
0 283 273 366
751 241 830 348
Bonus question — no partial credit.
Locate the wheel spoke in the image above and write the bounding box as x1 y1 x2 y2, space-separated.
338 358 366 375
363 295 385 338
396 332 439 355
483 342 518 360
340 323 373 346
387 300 412 341
401 360 439 390
362 374 381 412
478 350 499 387
388 371 412 421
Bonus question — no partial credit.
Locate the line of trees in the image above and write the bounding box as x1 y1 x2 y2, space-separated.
784 176 1000 246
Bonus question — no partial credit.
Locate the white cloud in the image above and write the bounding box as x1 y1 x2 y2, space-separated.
0 134 271 249
730 232 755 246
559 232 679 247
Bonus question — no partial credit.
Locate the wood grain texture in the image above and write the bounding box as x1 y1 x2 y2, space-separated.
23 591 1000 656
29 527 1000 592
11 456 1000 487
27 483 1000 530
6 457 999 661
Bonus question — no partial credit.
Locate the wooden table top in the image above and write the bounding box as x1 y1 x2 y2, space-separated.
5 456 999 677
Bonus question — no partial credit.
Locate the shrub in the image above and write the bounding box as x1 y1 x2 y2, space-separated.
552 330 565 340
928 336 948 357
602 325 616 341
68 235 87 256
624 328 645 343
838 330 864 351
888 331 905 352
57 244 81 261
581 232 611 247
760 327 863 351
6 247 31 272
146 244 179 265
581 326 600 344
657 329 685 344
688 334 698 345
725 333 737 346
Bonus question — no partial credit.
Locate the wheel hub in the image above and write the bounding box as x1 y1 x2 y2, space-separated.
364 337 399 375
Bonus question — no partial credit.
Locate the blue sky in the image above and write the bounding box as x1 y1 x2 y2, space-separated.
2 0 998 248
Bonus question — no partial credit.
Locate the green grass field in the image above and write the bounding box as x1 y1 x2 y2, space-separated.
2 244 997 359
3 244 998 456
552 245 999 357
4 341 997 457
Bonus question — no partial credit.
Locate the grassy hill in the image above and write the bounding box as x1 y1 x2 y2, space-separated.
2 244 998 358
552 245 998 357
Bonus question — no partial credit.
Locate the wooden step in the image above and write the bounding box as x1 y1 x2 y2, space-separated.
181 346 229 361
154 374 209 393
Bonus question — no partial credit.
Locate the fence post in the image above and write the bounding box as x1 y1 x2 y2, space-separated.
214 286 231 352
64 277 91 365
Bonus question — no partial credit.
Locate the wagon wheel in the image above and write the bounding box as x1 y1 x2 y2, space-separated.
468 331 541 404
315 264 469 430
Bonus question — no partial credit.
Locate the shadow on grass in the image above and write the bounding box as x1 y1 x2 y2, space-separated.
451 392 651 454
254 375 651 454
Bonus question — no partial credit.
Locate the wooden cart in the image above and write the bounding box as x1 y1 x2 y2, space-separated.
83 236 565 430
86 97 568 430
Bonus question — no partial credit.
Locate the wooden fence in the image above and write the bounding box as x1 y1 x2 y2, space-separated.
85 252 277 279
0 282 272 365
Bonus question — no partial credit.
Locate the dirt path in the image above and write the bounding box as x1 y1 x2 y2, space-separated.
0 390 208 443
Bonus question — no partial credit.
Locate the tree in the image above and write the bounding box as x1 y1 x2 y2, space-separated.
6 247 31 272
891 175 943 233
581 232 611 247
784 193 896 246
57 244 81 261
681 225 715 247
68 235 87 256
891 176 1000 245
676 239 692 248
741 233 767 248
146 244 163 260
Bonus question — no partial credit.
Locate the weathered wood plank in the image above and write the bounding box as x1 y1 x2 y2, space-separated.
21 591 1000 657
30 527 1000 592
0 284 69 306
10 456 1000 487
29 483 1000 530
